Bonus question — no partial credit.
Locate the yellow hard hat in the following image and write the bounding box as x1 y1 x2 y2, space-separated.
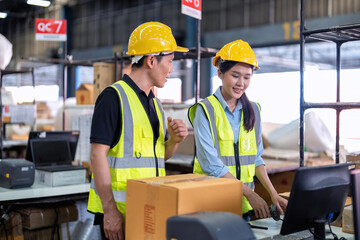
126 22 189 56
212 40 259 70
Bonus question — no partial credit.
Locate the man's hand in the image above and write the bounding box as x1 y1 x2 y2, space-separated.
246 191 271 219
103 205 125 240
167 117 188 143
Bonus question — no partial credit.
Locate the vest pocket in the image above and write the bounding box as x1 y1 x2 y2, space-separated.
134 126 153 158
218 128 234 155
141 127 153 156
241 165 255 183
239 137 257 155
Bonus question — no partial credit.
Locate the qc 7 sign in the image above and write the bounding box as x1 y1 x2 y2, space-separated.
35 18 67 42
181 0 202 20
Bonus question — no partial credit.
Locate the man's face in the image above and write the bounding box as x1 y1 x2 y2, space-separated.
150 53 174 88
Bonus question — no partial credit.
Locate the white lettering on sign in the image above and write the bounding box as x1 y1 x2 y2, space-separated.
185 0 200 8
54 20 63 33
37 22 51 32
35 18 67 41
37 21 63 33
181 0 202 19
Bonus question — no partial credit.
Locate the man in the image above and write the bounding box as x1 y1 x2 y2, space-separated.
87 22 189 240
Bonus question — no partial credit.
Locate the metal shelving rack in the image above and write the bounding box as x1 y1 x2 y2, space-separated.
299 0 360 167
22 52 131 130
0 69 35 158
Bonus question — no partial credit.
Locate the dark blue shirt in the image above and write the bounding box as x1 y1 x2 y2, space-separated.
90 74 161 148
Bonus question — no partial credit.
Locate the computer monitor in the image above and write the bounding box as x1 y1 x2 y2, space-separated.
25 131 80 162
351 169 360 240
280 163 351 239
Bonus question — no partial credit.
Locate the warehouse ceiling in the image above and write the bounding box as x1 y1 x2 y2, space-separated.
1 0 360 74
0 0 54 18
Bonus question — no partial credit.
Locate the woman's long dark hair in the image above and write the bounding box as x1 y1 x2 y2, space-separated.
218 60 255 132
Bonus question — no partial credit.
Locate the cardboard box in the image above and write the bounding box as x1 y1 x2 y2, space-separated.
0 212 23 240
36 101 51 119
347 153 360 169
93 62 131 102
305 157 334 167
75 83 94 105
36 169 86 187
18 205 78 230
125 174 243 240
23 227 59 240
342 205 354 234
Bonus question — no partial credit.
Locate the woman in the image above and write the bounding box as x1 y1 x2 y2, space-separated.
188 40 287 220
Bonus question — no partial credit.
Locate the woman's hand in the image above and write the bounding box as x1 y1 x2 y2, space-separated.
270 193 288 215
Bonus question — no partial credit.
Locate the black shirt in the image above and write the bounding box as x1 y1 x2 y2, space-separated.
90 74 161 148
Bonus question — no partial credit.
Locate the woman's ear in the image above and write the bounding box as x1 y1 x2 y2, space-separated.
217 68 222 79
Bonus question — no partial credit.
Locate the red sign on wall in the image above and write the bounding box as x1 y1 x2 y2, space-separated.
181 0 202 20
35 18 67 41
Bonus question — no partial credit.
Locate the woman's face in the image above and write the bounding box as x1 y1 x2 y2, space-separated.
219 62 253 102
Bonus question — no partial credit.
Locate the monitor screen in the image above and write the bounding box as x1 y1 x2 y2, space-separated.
280 163 351 239
25 131 80 162
30 139 72 166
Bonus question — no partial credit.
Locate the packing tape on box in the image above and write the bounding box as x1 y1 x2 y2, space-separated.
149 176 215 186
40 211 45 226
65 207 69 221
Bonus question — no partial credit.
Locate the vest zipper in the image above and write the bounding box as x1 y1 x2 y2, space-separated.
154 143 159 176
234 142 241 180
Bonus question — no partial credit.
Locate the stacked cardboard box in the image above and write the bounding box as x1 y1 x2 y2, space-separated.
75 84 94 105
0 212 23 240
342 205 354 234
347 153 360 169
17 205 78 230
93 62 131 102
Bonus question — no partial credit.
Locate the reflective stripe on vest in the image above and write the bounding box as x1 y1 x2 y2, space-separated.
188 95 261 213
87 81 166 216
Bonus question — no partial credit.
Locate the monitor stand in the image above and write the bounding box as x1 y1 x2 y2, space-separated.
313 217 326 240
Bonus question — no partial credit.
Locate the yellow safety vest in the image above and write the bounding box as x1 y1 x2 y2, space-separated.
88 80 166 217
188 95 261 214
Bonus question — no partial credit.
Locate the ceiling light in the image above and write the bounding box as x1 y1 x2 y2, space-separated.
27 0 51 7
0 12 7 18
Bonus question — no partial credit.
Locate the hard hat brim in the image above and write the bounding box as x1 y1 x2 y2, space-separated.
174 46 189 52
126 46 189 56
212 56 260 70
212 56 220 67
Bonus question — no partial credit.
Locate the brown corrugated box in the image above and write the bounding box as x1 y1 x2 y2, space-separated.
0 212 23 240
347 153 360 169
125 174 243 240
75 83 94 105
342 205 354 234
17 205 78 230
93 62 131 102
36 101 51 119
23 227 59 240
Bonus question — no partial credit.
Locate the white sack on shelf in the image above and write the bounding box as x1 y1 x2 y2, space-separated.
0 33 13 70
267 111 334 152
